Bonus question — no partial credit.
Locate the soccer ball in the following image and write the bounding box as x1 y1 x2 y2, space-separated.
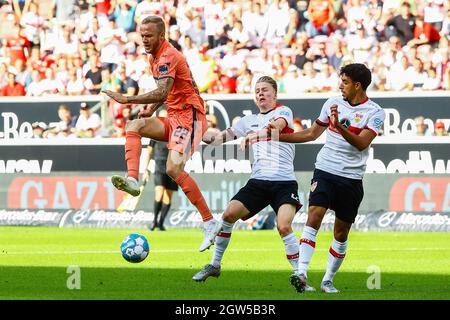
120 233 150 263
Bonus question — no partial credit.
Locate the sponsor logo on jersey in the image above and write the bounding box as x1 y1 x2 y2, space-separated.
310 181 317 192
373 118 383 129
340 118 351 128
159 64 169 75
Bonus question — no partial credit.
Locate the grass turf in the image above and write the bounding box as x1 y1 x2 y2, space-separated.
0 227 449 300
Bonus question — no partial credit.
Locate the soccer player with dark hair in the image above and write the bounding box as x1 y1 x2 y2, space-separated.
191 76 304 283
274 63 386 293
103 15 222 252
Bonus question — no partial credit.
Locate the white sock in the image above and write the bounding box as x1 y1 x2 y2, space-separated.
211 219 234 268
282 233 299 271
297 226 318 277
322 238 348 283
128 176 138 184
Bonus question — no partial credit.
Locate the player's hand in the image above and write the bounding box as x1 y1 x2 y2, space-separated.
240 132 258 150
102 90 128 104
330 104 339 128
202 131 216 144
138 105 154 118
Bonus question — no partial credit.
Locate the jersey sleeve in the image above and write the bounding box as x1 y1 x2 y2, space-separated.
365 108 386 136
229 117 248 139
157 51 179 80
316 98 333 126
273 106 293 129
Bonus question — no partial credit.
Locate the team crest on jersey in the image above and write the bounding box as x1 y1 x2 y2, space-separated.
310 181 317 192
354 113 364 124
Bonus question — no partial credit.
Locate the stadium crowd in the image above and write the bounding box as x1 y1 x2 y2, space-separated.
0 0 448 137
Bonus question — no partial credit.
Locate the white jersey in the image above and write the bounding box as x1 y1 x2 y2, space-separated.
315 96 385 180
230 105 296 181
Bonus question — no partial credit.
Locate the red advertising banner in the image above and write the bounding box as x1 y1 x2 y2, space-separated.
390 178 450 212
8 177 124 209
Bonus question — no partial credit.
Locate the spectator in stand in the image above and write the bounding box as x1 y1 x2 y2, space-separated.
299 61 321 92
0 63 9 88
31 122 47 138
46 104 77 138
25 69 43 96
75 102 101 138
283 65 302 94
12 58 29 86
204 0 225 49
1 72 26 96
84 55 103 94
293 35 311 70
385 2 416 46
386 55 414 91
50 0 78 25
415 116 431 136
317 64 339 92
20 1 46 47
228 19 253 50
54 24 79 57
100 67 121 92
65 67 84 95
433 121 448 136
236 67 253 94
207 66 237 94
424 0 446 31
305 0 335 37
2 24 30 65
112 116 126 137
265 0 291 40
39 68 65 96
422 66 442 90
186 15 208 48
408 15 441 47
97 17 127 72
115 63 139 95
114 0 136 33
168 25 183 51
409 58 428 89
134 0 163 25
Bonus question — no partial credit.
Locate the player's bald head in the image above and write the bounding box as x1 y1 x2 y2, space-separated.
141 15 166 34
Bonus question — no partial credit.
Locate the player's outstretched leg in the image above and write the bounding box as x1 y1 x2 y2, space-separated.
113 118 167 197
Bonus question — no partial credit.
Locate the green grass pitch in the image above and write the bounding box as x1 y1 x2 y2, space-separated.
0 226 449 300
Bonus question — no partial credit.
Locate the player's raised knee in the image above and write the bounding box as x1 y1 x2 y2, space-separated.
125 118 146 133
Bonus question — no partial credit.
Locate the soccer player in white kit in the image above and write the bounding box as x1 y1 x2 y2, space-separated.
276 63 386 293
192 76 304 282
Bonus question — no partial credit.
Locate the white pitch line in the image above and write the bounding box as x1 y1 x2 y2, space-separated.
0 247 448 255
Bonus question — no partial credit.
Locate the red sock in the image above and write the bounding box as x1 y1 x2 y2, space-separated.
125 131 141 180
175 171 213 222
